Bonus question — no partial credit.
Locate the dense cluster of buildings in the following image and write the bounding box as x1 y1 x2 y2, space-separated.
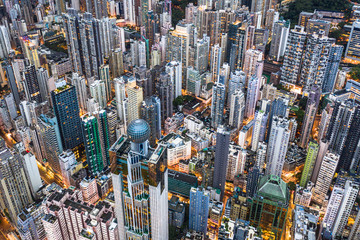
1 0 360 239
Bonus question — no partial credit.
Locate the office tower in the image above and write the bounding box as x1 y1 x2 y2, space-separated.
269 20 290 61
110 48 124 78
251 110 268 152
323 183 345 230
24 65 42 103
81 114 106 175
90 80 107 109
194 35 210 74
227 22 247 72
246 167 262 198
0 26 11 59
299 85 321 148
166 61 182 98
349 210 360 239
227 70 245 107
5 65 20 105
21 151 42 195
229 89 245 130
157 72 174 123
299 32 335 90
213 126 230 199
186 67 201 96
211 82 226 128
326 100 356 155
299 141 319 187
51 83 83 150
141 96 161 147
99 64 111 102
266 116 291 177
322 45 343 94
80 178 99 204
0 149 33 222
111 120 168 239
243 49 263 84
189 187 210 234
4 93 17 120
245 76 261 119
345 20 360 61
42 190 118 240
341 106 360 171
127 80 144 123
332 181 359 237
211 44 222 81
114 77 127 123
37 114 63 174
280 26 307 86
249 175 289 240
312 152 339 205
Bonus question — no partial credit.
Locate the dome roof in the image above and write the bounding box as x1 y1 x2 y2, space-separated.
127 119 150 143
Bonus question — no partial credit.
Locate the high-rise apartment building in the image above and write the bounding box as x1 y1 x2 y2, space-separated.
322 45 343 94
266 116 290 177
127 80 144 123
299 85 320 148
0 149 33 222
229 89 245 130
90 80 107 109
269 20 290 61
312 152 339 205
157 72 174 122
345 19 360 62
165 61 182 98
24 65 42 103
251 110 268 152
245 76 261 119
280 25 307 86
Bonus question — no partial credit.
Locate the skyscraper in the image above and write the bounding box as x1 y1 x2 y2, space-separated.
5 64 20 105
251 110 268 152
0 149 33 222
165 61 182 98
323 183 345 231
111 119 168 239
249 175 289 240
194 35 210 74
280 25 307 86
345 19 360 61
189 187 210 234
227 22 247 72
299 85 321 148
229 89 245 130
51 83 83 150
71 73 87 112
211 82 226 128
299 32 335 91
245 76 261 119
326 100 356 155
266 116 291 177
212 126 230 199
322 45 343 94
299 141 319 187
157 72 174 122
243 49 263 85
141 96 162 147
227 70 245 107
90 80 107 109
269 20 290 61
127 80 144 123
114 77 127 123
312 152 339 205
266 97 289 141
332 180 359 237
24 65 42 103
